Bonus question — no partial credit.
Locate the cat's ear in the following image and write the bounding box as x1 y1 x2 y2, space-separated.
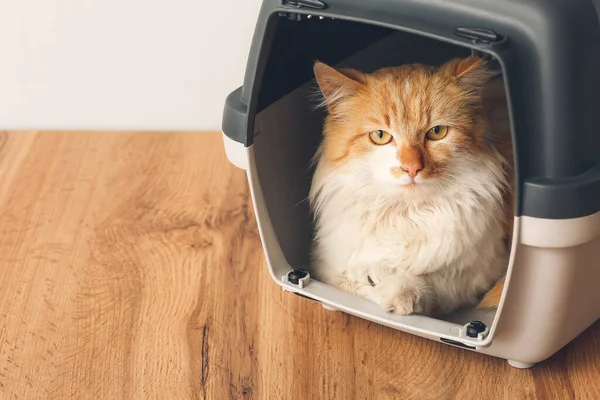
314 61 365 107
441 56 493 88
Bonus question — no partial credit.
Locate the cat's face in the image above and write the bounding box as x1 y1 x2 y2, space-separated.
314 57 494 199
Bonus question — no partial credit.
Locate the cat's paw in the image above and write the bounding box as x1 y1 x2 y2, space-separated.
314 268 365 294
363 275 424 315
385 292 418 315
373 288 420 315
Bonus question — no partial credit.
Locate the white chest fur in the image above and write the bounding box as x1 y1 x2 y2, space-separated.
309 158 509 315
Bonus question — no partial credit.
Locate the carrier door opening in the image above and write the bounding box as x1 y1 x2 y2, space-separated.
250 14 516 347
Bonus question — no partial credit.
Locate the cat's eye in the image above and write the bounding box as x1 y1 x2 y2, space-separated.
426 125 449 141
369 130 393 145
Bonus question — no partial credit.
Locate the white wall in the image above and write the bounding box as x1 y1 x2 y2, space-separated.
0 0 263 131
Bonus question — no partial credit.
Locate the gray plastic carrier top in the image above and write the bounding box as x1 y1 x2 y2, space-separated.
223 0 600 220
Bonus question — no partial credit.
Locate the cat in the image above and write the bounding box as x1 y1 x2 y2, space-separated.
308 56 513 316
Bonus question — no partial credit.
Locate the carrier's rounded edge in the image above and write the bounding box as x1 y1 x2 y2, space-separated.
245 146 294 286
244 146 494 347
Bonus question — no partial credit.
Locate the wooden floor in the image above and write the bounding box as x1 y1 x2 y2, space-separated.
0 131 598 399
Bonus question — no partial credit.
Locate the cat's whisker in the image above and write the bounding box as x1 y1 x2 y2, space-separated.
293 197 310 208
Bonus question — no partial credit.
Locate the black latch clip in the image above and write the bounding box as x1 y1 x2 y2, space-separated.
282 0 327 10
455 27 503 45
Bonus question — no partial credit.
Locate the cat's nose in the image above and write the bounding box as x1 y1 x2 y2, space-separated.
401 162 423 178
398 146 424 179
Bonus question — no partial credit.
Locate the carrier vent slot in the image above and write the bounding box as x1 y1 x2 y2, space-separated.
440 338 477 350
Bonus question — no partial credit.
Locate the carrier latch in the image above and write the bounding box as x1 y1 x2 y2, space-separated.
466 321 487 338
455 27 503 45
282 0 327 10
461 320 490 341
282 269 311 288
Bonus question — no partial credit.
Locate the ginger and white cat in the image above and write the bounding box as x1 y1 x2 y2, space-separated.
309 56 512 316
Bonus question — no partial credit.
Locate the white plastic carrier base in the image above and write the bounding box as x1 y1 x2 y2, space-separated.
222 33 600 369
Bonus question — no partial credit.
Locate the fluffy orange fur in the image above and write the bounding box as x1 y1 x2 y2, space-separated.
478 277 506 309
316 58 493 176
313 56 514 312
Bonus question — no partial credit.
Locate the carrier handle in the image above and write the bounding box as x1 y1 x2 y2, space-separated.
222 87 248 146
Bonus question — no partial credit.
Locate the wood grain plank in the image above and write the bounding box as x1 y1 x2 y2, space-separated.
0 131 598 399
